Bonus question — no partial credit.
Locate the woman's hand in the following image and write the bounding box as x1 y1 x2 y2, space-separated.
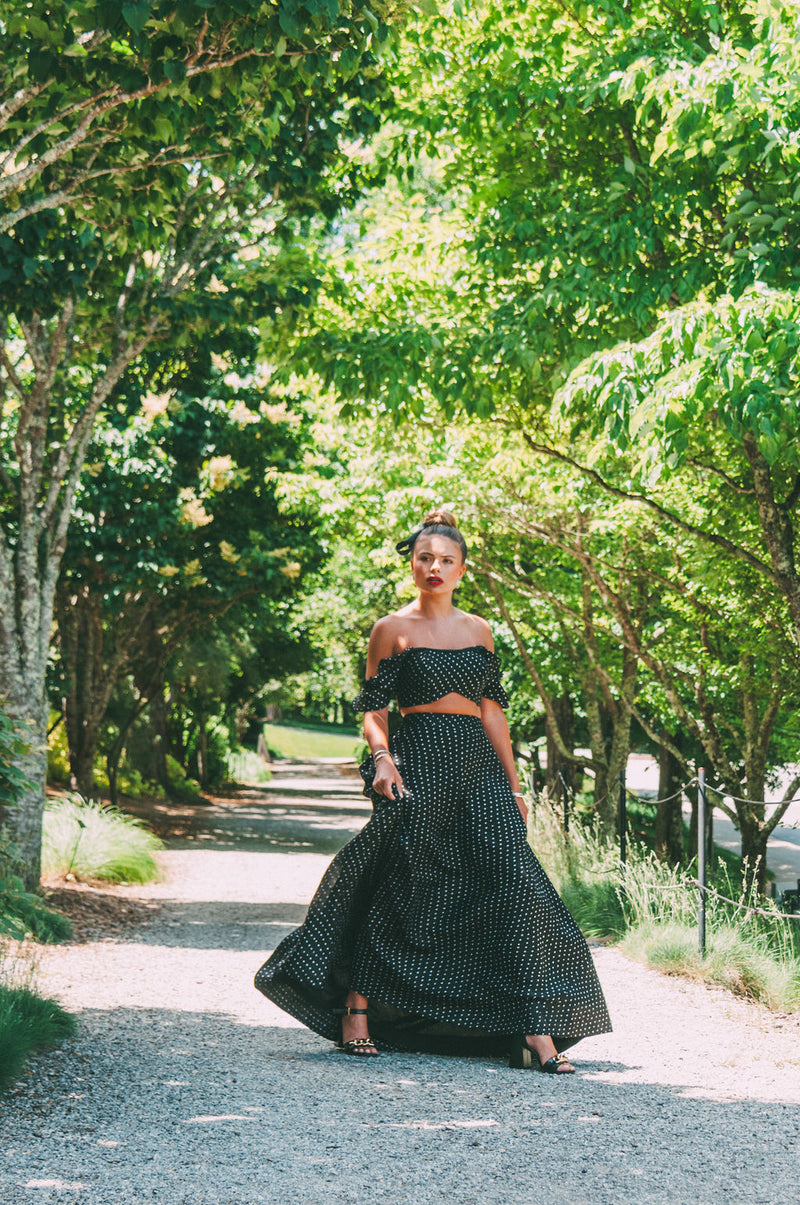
372 754 405 801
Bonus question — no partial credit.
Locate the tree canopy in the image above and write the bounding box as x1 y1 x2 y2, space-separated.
0 0 404 885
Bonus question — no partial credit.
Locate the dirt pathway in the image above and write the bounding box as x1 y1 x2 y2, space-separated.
1 762 799 1205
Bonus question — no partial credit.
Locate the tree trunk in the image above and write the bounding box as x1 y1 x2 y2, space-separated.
2 687 48 891
738 814 769 894
105 700 148 805
197 715 208 789
0 536 58 889
59 585 115 797
545 692 574 825
148 687 170 791
655 737 684 863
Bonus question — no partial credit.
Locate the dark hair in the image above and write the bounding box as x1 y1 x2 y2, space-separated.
395 508 468 563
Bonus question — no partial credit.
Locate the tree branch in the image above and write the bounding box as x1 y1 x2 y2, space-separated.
521 429 778 583
687 457 755 496
0 47 278 206
476 565 606 772
741 430 800 640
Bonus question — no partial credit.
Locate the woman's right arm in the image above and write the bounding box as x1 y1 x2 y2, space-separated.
362 619 405 799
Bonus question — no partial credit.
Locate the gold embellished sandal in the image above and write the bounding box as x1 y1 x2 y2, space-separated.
509 1034 574 1073
333 1006 379 1057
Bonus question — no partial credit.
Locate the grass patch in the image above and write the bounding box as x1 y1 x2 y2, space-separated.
528 804 626 938
620 921 800 1011
0 887 72 943
42 796 163 884
0 944 76 1093
528 798 800 1012
262 722 361 761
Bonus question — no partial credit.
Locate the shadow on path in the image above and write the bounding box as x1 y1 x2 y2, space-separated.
2 1007 797 1205
122 763 371 856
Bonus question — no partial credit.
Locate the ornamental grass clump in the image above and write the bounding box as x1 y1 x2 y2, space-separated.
527 802 625 938
527 796 800 1012
620 920 800 1012
42 796 163 884
618 851 800 1011
0 942 75 1093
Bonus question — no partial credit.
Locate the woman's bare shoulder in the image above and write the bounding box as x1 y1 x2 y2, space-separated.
366 614 408 667
460 612 495 651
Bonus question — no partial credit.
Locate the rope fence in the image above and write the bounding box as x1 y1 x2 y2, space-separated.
647 879 800 923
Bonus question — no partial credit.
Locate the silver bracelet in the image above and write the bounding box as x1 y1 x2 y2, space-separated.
512 792 524 799
373 750 393 763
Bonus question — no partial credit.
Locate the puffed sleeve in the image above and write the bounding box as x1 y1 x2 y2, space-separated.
482 651 510 709
351 653 402 713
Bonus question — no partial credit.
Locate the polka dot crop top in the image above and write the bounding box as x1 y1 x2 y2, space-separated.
352 645 509 713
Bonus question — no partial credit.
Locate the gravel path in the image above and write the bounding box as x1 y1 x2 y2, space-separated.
2 762 799 1205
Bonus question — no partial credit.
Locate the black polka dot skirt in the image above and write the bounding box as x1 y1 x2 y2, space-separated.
254 714 612 1054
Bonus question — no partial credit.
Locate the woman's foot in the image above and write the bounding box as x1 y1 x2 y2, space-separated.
508 1033 575 1073
337 992 378 1057
340 1010 378 1056
525 1034 574 1073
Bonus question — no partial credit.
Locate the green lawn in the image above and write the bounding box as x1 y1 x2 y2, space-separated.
263 722 363 761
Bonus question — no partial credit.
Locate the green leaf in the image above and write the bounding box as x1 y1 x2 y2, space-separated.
122 3 151 33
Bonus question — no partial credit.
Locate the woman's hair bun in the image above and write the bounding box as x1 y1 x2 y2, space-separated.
422 508 458 529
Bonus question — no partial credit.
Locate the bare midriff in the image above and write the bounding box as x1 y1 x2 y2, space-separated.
401 692 481 719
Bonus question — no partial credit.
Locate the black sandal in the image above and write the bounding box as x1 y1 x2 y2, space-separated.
333 1007 379 1057
509 1034 575 1073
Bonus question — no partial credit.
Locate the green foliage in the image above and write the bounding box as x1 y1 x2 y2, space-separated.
528 804 626 938
296 0 800 426
557 285 800 471
0 0 398 240
0 0 406 885
0 707 70 942
41 796 163 883
0 705 33 810
0 880 72 944
164 756 201 801
50 365 327 797
226 748 273 786
45 719 71 786
0 977 75 1094
0 833 72 944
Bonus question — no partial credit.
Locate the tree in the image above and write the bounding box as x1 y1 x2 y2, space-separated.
0 0 401 886
296 0 800 626
277 0 800 880
52 363 323 797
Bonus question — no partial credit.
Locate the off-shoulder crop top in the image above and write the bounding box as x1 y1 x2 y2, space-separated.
352 645 509 713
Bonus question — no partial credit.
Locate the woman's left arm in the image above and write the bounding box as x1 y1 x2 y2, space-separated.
481 699 526 821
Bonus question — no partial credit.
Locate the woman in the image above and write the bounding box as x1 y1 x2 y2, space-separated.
255 510 611 1072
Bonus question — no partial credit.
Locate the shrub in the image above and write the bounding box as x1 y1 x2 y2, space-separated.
165 755 202 800
226 748 272 785
0 950 75 1092
42 796 163 884
0 705 34 810
115 767 165 799
0 884 72 943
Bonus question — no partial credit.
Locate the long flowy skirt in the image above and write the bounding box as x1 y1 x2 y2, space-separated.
254 713 611 1054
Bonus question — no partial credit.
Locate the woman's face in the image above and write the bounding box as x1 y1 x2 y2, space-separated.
411 533 466 595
